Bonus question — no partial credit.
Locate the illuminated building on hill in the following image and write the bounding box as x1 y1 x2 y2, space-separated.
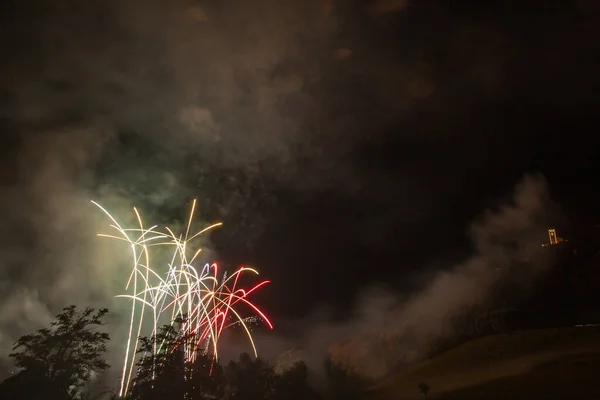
542 228 567 247
549 229 557 244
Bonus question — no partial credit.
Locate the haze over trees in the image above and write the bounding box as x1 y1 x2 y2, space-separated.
0 307 361 400
0 306 110 400
3 235 598 400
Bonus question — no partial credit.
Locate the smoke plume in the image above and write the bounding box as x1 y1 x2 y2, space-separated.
263 174 553 380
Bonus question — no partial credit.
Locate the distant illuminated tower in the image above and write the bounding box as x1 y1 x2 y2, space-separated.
548 229 558 245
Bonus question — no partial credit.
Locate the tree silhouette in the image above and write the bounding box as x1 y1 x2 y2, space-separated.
130 321 324 400
128 323 187 400
128 319 224 400
272 361 320 400
187 352 225 400
0 305 110 400
225 352 276 399
418 382 430 397
324 358 369 400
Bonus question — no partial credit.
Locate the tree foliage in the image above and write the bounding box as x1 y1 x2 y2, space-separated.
128 319 224 400
324 358 369 400
129 323 317 400
0 305 371 400
224 352 275 399
0 305 110 400
224 354 318 400
272 361 319 400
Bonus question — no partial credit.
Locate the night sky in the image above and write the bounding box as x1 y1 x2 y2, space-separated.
0 0 599 359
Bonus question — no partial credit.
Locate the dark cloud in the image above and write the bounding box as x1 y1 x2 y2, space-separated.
0 0 597 390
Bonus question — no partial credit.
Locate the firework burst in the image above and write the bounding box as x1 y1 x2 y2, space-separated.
92 200 273 397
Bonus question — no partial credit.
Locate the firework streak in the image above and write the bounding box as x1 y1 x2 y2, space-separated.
92 200 273 397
